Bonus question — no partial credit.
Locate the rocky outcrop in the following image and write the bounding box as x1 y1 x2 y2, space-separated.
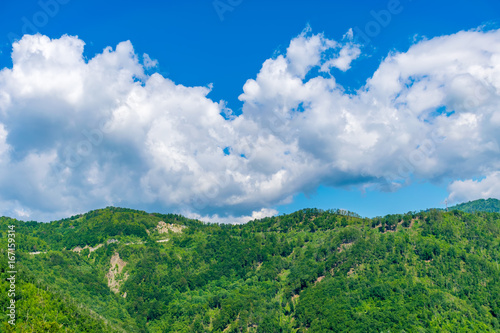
105 252 129 294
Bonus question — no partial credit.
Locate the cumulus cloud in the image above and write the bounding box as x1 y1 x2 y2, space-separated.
239 28 500 191
0 28 499 222
447 172 500 204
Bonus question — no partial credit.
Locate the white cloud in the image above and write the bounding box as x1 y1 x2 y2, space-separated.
143 53 158 69
285 26 361 77
322 42 361 72
447 172 500 203
185 208 278 224
0 124 10 160
14 208 30 218
321 28 361 72
0 29 499 222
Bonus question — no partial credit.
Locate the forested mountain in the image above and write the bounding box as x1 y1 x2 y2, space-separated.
1 203 500 332
449 198 500 213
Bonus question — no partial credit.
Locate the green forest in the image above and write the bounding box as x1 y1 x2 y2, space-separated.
1 199 500 332
449 198 500 213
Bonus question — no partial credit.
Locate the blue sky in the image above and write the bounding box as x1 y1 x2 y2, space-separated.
0 0 499 222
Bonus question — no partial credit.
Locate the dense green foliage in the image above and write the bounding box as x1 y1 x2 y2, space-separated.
449 198 500 213
1 201 500 332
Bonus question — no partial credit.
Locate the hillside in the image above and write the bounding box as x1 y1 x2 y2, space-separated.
449 198 500 213
1 206 500 332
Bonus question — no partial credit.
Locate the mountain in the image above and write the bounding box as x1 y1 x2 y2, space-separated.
1 206 500 332
449 198 500 213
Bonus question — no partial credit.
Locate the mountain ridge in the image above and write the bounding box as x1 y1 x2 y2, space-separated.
1 199 499 332
448 198 500 213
